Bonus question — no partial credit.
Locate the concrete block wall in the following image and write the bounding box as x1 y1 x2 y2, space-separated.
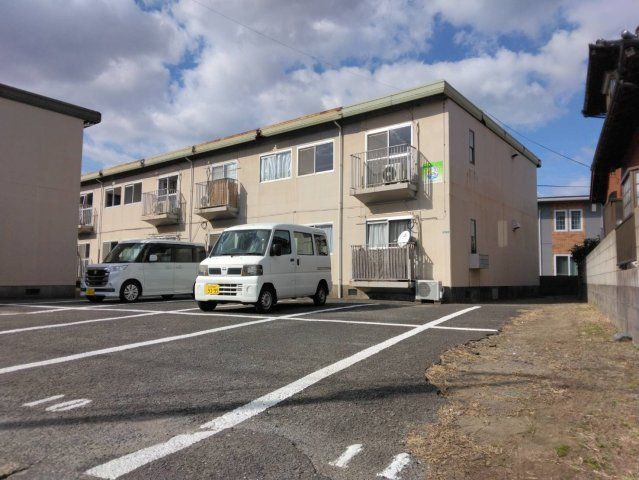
586 229 639 343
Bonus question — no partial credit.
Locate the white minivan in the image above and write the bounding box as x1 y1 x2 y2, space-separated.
195 224 332 313
82 239 206 302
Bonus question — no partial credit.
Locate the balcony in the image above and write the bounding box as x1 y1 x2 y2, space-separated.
141 189 181 226
78 207 96 234
616 212 637 266
194 178 239 221
351 244 415 288
603 198 623 235
350 145 418 203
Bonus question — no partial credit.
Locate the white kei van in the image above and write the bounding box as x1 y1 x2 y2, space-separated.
195 224 332 313
81 239 206 303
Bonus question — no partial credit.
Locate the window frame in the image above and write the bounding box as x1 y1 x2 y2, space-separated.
364 121 413 159
469 129 475 165
80 192 93 207
470 218 477 254
569 209 583 231
209 160 238 180
554 209 567 231
293 231 315 255
101 241 119 261
296 139 335 177
365 216 413 247
554 254 577 276
104 187 122 208
259 148 293 183
621 168 639 220
307 222 334 255
123 182 142 205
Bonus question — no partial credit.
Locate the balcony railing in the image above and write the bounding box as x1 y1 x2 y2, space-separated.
351 144 418 190
615 212 637 266
142 189 180 216
79 207 95 227
196 178 239 209
351 244 415 281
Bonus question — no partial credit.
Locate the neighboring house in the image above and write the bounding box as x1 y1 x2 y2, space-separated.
583 28 639 342
78 80 541 301
0 83 101 298
538 196 603 276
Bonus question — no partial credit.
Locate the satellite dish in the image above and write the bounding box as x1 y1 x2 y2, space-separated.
397 230 412 247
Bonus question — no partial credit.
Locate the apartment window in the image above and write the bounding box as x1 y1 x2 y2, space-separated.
77 244 90 259
298 141 333 176
554 210 567 231
124 182 142 204
260 150 291 182
569 209 582 231
158 175 178 193
105 187 121 208
314 235 329 256
102 241 118 261
294 231 314 255
367 124 412 154
555 255 578 276
470 219 477 254
469 129 475 165
80 192 93 207
210 162 237 180
309 223 333 253
621 170 639 219
366 218 411 247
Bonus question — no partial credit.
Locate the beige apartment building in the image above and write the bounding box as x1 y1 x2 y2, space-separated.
1 83 100 298
78 81 540 301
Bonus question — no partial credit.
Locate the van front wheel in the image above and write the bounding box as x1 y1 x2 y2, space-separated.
312 283 328 306
198 301 217 312
255 287 276 313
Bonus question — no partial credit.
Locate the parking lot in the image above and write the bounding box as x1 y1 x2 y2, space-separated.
0 297 522 479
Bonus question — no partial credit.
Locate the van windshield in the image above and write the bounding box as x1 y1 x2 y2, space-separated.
211 229 271 256
104 243 145 263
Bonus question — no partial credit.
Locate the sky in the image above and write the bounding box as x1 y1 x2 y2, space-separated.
1 0 637 197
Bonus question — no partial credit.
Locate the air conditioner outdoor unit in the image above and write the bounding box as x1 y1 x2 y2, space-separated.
382 163 400 183
415 280 442 302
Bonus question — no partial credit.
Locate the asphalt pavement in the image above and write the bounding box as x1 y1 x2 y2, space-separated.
0 297 524 479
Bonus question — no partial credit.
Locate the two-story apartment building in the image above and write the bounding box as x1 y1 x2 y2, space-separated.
538 196 603 276
583 28 639 341
78 81 541 301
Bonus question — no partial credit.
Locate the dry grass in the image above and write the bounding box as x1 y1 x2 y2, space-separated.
409 303 639 479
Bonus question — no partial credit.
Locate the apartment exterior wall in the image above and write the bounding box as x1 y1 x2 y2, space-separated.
1 96 84 296
446 100 539 299
538 200 604 276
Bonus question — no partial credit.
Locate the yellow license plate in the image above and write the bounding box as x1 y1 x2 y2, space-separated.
205 284 220 295
86 288 95 295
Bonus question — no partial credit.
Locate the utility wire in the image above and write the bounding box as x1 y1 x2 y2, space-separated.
187 0 592 171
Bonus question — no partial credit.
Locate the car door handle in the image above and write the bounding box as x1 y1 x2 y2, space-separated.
297 259 300 266
290 258 295 262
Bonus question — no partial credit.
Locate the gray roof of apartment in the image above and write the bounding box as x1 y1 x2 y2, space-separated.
82 80 541 184
0 83 101 127
537 195 591 203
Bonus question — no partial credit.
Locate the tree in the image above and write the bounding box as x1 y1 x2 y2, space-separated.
570 238 601 265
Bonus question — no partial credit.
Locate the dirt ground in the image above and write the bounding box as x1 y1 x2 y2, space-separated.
409 302 639 479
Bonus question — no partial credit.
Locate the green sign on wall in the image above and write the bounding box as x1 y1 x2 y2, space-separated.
422 161 443 184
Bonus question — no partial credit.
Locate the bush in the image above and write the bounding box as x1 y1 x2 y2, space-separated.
570 238 600 265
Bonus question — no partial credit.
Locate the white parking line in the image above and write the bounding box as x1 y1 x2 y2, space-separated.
289 318 419 328
45 399 92 412
85 306 480 479
329 444 363 468
377 453 411 479
431 325 498 332
22 394 65 407
0 312 162 336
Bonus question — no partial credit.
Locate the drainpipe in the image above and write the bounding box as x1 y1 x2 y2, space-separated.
333 120 344 298
185 156 195 242
96 178 104 263
538 206 542 276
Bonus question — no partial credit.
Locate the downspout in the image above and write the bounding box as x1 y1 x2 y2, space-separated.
96 178 104 263
538 205 542 276
333 120 344 298
185 156 195 242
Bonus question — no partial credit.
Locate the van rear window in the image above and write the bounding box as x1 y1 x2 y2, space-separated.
314 235 329 256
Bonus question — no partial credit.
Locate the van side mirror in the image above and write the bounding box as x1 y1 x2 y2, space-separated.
149 254 158 262
271 244 282 257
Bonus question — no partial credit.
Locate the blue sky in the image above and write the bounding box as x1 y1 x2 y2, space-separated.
1 0 633 196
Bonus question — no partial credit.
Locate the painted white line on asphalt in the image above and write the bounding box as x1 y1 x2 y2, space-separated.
22 394 65 407
85 306 480 479
288 318 419 328
377 453 411 479
431 325 498 332
0 317 279 375
45 399 92 412
0 312 162 336
329 444 363 468
279 303 375 318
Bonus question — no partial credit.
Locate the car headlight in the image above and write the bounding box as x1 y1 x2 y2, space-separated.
198 264 208 276
242 265 263 276
107 265 128 272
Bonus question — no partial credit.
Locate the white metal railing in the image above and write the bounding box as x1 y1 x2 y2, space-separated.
351 244 415 281
79 207 95 226
351 144 418 190
196 178 239 209
142 189 180 216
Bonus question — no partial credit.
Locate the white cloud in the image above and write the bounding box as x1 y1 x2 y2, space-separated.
1 0 638 172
